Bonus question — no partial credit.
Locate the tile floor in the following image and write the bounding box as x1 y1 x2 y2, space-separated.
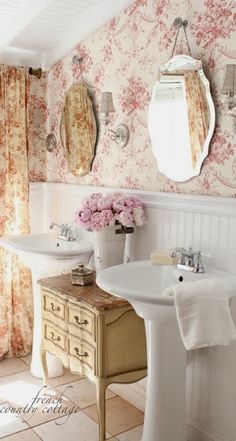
0 355 144 441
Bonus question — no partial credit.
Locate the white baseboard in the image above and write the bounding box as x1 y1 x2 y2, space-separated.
187 417 230 441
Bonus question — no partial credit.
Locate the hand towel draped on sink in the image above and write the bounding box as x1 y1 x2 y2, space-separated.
166 279 236 350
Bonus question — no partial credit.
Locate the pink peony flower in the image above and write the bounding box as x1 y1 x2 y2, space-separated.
113 197 132 212
90 210 115 231
130 197 143 208
117 210 134 226
100 209 114 226
74 208 92 229
90 212 103 231
81 193 103 212
97 195 113 210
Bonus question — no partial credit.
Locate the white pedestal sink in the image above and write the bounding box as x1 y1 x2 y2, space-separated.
0 233 93 378
96 261 236 441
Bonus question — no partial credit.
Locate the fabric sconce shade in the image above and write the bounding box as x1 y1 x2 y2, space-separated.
101 92 115 113
222 64 236 133
101 92 115 125
100 91 129 148
222 64 236 108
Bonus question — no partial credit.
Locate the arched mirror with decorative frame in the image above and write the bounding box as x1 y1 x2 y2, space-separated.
60 82 98 177
148 54 215 182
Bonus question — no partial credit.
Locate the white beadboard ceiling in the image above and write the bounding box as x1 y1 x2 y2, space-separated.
0 0 134 70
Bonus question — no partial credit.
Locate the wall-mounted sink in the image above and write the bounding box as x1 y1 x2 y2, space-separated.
97 261 236 441
0 233 93 378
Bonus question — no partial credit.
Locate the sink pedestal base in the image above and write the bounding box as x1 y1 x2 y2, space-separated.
141 316 187 441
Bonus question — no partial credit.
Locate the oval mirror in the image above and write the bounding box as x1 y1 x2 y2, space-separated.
148 55 215 182
61 83 97 176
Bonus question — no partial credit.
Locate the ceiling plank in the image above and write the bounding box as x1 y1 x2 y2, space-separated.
43 0 134 69
0 0 54 48
0 0 135 69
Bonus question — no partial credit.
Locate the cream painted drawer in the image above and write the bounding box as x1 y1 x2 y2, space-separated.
42 290 67 330
44 321 67 352
43 291 66 319
68 303 96 342
68 336 96 378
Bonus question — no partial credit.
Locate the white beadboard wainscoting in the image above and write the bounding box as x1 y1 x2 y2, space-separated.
30 182 236 441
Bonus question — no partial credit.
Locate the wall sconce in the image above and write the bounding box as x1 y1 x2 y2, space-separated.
38 133 57 152
222 64 236 109
32 107 57 152
222 64 236 132
101 92 129 148
45 133 57 152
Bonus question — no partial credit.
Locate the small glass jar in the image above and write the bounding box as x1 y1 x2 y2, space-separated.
71 263 93 286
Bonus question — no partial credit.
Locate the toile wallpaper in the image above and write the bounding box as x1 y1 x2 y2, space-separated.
28 0 236 196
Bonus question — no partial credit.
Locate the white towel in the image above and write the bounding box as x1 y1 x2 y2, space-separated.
166 278 236 350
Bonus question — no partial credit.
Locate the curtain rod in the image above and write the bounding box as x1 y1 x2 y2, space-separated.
0 63 43 79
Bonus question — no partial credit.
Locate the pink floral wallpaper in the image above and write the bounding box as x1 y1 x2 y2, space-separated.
28 0 236 196
28 73 48 182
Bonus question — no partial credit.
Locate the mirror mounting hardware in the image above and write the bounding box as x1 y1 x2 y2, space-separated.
172 17 191 57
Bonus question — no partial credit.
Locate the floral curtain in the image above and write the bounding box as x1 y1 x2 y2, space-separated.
184 71 209 168
0 66 33 358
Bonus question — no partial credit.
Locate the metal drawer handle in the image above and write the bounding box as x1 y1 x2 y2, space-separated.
50 331 61 342
74 347 88 358
50 302 61 312
74 316 88 326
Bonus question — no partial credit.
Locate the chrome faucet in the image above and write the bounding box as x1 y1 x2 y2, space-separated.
170 247 204 273
49 222 75 241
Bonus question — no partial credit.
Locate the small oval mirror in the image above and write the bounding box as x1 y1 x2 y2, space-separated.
60 83 97 176
148 55 215 182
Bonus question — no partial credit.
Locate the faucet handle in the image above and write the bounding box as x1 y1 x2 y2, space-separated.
193 251 204 273
170 247 187 264
170 247 186 257
66 225 76 241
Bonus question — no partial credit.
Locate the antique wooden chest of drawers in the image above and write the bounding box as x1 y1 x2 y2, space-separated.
39 273 147 441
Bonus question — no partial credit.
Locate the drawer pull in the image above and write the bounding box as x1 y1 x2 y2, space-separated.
50 331 61 342
74 316 88 326
50 302 61 313
74 347 88 358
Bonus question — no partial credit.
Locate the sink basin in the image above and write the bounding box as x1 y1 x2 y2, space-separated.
0 232 93 261
97 261 236 441
0 233 93 378
97 261 236 309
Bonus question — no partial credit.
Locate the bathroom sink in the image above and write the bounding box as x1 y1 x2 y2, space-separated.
0 232 93 259
97 260 236 309
0 233 93 379
97 261 236 441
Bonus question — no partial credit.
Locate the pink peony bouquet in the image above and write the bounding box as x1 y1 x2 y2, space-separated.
75 192 145 232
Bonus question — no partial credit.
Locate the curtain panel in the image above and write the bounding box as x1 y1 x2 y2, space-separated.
0 66 33 358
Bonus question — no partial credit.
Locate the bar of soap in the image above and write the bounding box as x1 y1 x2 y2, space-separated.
151 251 176 265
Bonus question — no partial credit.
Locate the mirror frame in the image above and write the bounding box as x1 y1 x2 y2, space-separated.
148 55 215 182
60 82 98 177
